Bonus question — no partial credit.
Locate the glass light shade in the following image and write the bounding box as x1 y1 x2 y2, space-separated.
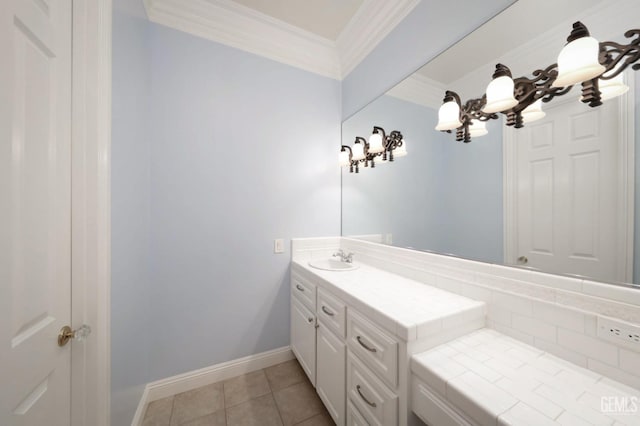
394 140 407 157
521 99 546 123
599 73 629 101
338 150 350 167
368 132 384 153
435 101 462 131
552 37 606 88
351 142 365 161
468 120 488 137
483 75 518 113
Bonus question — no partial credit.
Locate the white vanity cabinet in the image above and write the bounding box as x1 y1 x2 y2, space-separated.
316 287 348 425
290 260 486 426
316 319 346 425
290 271 317 386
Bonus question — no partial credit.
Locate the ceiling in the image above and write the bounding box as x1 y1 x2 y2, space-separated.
143 0 420 79
230 0 365 40
417 0 603 85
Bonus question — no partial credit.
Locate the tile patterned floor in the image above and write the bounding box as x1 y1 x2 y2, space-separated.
142 359 335 426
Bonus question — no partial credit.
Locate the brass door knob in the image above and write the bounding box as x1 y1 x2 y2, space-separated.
58 324 91 347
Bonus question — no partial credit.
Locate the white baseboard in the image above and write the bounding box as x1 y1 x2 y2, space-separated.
131 346 294 426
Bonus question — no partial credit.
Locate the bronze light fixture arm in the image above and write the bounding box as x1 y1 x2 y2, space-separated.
436 22 640 142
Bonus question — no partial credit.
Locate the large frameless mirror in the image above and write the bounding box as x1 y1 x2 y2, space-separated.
341 0 640 287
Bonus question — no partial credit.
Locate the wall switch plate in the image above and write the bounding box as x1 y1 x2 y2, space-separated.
597 315 640 351
274 239 285 254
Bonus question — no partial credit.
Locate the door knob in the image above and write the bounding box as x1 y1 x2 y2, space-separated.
58 324 91 347
517 256 528 265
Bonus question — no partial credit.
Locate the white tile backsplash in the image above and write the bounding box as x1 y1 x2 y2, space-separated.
295 237 640 390
532 301 587 333
511 314 557 342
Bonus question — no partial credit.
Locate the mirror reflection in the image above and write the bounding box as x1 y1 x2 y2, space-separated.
341 0 640 286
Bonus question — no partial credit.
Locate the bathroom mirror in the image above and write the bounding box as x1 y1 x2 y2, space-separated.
341 0 640 286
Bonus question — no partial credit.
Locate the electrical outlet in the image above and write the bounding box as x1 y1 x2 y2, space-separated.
597 316 640 350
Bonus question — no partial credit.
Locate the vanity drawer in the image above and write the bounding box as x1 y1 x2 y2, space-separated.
291 271 315 310
317 288 346 339
412 377 473 426
347 309 398 389
347 352 397 426
346 400 369 426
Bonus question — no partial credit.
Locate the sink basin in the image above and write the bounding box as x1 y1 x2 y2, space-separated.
308 259 359 272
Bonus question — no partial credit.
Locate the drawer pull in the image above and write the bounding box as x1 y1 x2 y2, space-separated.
321 306 335 316
307 317 314 323
356 336 377 353
356 385 377 408
296 284 305 292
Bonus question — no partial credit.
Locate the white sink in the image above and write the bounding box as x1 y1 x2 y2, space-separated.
308 259 359 272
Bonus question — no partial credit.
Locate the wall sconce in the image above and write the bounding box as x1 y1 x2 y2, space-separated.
435 22 639 142
339 126 406 173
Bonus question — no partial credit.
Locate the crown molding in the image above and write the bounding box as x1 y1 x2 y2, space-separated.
142 0 419 80
336 0 420 78
143 0 341 79
386 73 445 110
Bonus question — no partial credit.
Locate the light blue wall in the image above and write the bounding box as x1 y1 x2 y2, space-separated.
342 95 503 263
341 0 516 120
112 11 341 424
111 7 152 426
146 23 341 381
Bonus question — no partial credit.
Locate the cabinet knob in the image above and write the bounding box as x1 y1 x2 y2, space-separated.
307 317 314 323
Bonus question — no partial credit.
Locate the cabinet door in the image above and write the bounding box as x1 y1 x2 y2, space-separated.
317 323 346 426
291 296 316 386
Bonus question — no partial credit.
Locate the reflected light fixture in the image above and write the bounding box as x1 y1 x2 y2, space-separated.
339 126 406 173
521 99 546 124
598 73 629 101
468 120 488 137
435 22 639 143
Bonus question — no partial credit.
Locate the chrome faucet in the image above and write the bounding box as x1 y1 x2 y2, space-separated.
333 249 354 264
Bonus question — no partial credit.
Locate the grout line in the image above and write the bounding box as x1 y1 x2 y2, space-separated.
272 391 286 426
168 396 176 425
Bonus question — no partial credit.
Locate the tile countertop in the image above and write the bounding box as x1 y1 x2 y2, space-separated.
412 328 640 425
292 260 486 342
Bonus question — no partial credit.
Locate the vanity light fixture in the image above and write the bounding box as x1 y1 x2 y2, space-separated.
339 126 406 173
435 22 638 142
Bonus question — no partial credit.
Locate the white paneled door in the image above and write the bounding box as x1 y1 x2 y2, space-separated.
0 1 73 425
509 95 629 282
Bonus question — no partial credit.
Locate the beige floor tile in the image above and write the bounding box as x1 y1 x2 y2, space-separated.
170 382 225 426
264 360 306 391
143 396 175 426
273 381 325 426
223 370 271 407
226 393 283 426
180 410 227 426
293 411 335 426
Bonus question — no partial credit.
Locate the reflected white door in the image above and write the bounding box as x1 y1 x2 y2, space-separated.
0 1 73 425
508 95 629 281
